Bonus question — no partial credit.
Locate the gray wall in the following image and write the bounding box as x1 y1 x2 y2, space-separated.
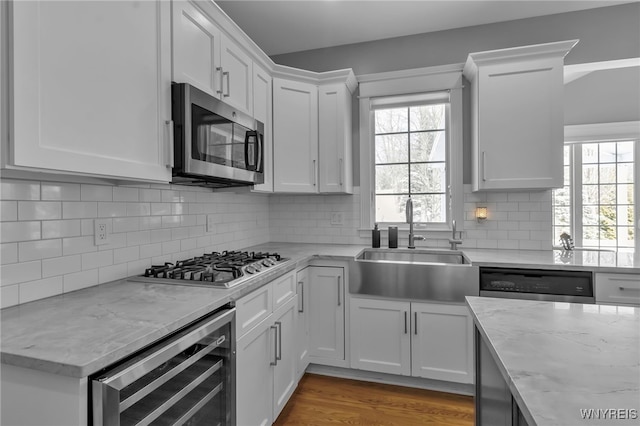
271 3 640 185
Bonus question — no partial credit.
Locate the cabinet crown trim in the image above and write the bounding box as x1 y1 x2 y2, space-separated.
463 39 579 79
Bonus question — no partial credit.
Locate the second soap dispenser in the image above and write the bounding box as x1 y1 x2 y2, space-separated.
372 223 381 248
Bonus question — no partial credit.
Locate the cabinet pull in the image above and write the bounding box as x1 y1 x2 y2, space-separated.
414 312 418 335
223 71 230 98
619 286 640 291
337 276 341 306
165 120 174 168
275 321 282 361
298 281 304 313
270 325 278 366
482 151 487 182
339 158 343 186
313 159 317 186
404 311 408 334
216 67 224 95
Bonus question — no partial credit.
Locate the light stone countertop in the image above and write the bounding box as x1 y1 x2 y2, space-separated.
467 296 640 426
1 242 637 379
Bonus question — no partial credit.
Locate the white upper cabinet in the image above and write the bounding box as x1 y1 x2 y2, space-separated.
171 0 222 97
319 83 353 194
252 63 274 192
463 40 578 191
220 34 253 116
273 78 319 193
9 1 172 182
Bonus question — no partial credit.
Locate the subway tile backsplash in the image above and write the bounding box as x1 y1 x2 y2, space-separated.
0 179 270 308
1 178 552 308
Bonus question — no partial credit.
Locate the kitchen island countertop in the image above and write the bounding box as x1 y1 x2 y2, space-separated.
467 296 640 425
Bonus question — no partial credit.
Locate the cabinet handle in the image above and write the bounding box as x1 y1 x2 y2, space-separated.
165 120 174 168
337 276 341 306
482 151 487 182
298 281 304 313
270 325 278 366
216 67 224 95
404 311 408 334
339 158 343 186
619 286 640 291
223 71 230 98
275 321 282 361
414 312 418 335
313 160 317 186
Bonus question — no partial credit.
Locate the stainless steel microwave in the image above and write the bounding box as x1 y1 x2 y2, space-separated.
171 83 264 188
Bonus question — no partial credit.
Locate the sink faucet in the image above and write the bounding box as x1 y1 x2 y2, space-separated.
405 197 424 249
449 219 463 250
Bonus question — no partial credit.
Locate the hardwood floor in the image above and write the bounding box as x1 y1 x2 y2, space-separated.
273 373 474 425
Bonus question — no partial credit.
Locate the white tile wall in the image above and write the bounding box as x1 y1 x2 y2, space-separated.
0 179 270 307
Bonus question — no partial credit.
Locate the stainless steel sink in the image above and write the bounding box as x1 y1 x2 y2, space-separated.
350 248 478 303
356 248 470 265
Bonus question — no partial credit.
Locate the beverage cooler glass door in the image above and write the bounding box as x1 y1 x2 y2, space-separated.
191 105 261 173
91 307 235 426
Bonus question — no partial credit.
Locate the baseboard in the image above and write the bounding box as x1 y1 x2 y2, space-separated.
305 364 474 396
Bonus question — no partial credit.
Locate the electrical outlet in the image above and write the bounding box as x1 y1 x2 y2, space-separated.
330 212 344 226
94 219 110 246
206 215 215 233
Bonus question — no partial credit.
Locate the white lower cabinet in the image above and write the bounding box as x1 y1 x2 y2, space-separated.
349 297 474 384
236 272 298 425
596 272 640 306
308 266 345 364
296 267 311 379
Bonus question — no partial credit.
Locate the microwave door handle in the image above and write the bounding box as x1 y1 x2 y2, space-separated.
256 132 262 172
244 131 250 169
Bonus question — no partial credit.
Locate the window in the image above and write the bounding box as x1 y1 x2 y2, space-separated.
553 139 636 251
374 102 448 224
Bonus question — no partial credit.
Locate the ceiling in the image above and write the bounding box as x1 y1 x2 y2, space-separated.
216 1 634 57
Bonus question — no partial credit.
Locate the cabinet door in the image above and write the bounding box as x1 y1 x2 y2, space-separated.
252 63 273 192
476 57 564 190
273 78 319 193
319 83 353 194
220 34 253 115
236 317 275 426
272 297 298 420
411 302 474 384
11 1 172 182
296 268 310 379
350 298 411 376
595 273 640 306
308 266 345 361
171 0 221 98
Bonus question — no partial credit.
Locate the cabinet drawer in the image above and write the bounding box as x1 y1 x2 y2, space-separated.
272 271 296 311
236 283 273 338
596 273 640 306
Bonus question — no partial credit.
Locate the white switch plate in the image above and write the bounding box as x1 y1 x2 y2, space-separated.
330 212 344 226
94 219 110 246
206 215 215 233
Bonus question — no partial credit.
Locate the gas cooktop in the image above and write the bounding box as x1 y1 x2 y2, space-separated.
130 251 288 288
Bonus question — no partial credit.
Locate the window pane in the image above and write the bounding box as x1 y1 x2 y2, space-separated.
618 226 634 245
582 206 598 225
599 142 617 163
410 131 445 162
375 195 406 222
583 185 599 205
617 205 633 226
409 105 445 131
563 146 571 165
375 164 408 194
599 205 616 228
617 141 634 162
375 108 408 134
599 185 616 205
412 194 446 222
617 184 634 204
553 186 570 206
554 206 570 226
582 165 599 184
599 164 616 184
375 134 408 164
410 163 446 193
618 163 634 183
583 226 599 244
563 166 570 186
582 144 598 163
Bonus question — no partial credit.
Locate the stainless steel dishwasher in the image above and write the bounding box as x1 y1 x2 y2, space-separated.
91 305 235 426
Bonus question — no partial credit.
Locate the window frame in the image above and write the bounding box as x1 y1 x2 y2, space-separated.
358 64 464 234
555 121 640 252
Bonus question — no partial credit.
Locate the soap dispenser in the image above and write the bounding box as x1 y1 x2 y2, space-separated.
372 223 381 248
